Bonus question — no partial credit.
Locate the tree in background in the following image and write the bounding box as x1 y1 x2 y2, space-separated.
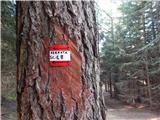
99 1 160 108
1 1 16 100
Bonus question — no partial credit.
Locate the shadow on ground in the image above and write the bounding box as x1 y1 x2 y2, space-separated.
104 92 160 120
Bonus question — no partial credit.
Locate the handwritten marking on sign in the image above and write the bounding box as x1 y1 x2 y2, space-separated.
50 51 71 61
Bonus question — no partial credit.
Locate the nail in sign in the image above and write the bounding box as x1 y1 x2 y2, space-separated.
49 45 71 66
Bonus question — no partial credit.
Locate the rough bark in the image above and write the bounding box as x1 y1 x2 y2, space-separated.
16 1 105 120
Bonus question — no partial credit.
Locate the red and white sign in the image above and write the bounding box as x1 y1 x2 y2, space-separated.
49 45 71 66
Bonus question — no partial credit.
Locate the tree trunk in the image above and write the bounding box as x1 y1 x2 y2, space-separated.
109 72 112 98
16 1 105 120
144 52 152 109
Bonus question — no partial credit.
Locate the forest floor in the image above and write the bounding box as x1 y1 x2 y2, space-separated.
1 93 160 120
1 97 17 120
105 92 160 120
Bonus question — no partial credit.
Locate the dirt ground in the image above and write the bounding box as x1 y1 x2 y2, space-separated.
106 93 160 120
1 94 160 120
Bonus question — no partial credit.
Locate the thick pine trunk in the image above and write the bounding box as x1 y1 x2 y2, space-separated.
16 1 105 120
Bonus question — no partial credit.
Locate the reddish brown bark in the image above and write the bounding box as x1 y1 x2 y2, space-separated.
17 1 105 120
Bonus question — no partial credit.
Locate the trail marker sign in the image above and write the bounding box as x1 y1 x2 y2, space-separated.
49 45 71 66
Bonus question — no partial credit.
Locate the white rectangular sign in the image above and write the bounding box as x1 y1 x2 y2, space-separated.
50 50 71 61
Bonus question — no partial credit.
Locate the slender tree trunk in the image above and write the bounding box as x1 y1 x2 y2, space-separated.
144 53 152 109
16 1 105 120
105 80 108 92
109 72 112 98
142 12 152 108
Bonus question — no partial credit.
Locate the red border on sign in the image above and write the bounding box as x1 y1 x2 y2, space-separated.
49 45 70 50
49 45 70 67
